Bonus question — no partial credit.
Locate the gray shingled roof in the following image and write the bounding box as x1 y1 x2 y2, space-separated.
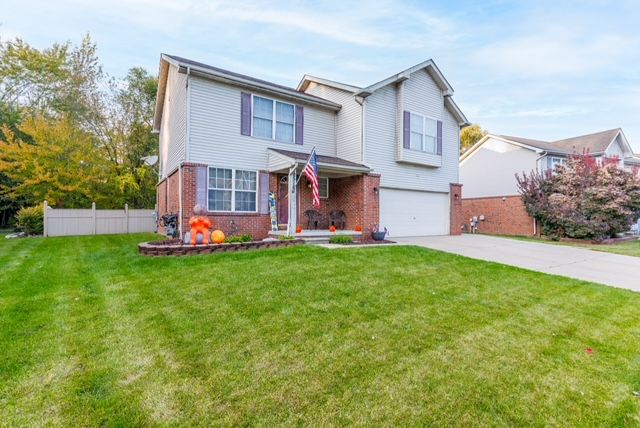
551 129 621 154
499 129 622 155
269 148 369 169
164 54 341 107
498 135 569 153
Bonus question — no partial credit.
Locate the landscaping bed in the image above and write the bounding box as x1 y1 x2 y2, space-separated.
138 237 304 256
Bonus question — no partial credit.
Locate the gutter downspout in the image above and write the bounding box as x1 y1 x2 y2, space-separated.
535 151 548 171
178 164 183 238
185 66 191 161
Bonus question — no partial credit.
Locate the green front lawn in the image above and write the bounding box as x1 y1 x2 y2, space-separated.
2 235 639 426
504 234 640 258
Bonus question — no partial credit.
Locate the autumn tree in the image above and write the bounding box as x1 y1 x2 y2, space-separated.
516 154 640 241
0 115 112 207
0 35 158 219
460 124 487 155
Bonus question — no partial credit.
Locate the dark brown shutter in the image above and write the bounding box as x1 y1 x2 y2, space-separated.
241 92 252 136
403 111 410 149
436 120 443 155
295 105 304 145
259 172 270 214
195 166 208 209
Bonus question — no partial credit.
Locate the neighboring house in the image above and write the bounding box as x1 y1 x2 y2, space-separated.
459 129 640 235
153 54 469 239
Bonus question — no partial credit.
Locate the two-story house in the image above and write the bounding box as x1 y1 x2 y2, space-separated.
153 54 469 239
459 129 640 235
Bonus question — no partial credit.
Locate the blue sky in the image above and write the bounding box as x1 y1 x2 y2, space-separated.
2 0 639 151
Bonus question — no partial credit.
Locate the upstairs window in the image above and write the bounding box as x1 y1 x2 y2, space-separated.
252 95 295 143
409 113 438 154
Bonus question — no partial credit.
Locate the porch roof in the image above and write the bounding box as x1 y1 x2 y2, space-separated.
267 148 371 175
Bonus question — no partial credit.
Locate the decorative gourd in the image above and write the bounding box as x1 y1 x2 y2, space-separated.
329 225 336 233
296 225 303 234
211 230 225 244
354 224 362 232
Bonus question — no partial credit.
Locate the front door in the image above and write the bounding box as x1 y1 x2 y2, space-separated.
277 175 289 225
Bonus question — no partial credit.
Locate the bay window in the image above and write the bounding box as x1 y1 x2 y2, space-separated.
409 112 438 154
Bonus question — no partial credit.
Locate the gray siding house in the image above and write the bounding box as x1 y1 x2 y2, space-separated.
154 54 469 239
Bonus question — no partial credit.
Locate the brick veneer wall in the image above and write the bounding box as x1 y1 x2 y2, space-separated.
156 163 381 240
460 195 538 236
449 183 463 235
181 163 272 240
156 169 180 235
297 173 381 235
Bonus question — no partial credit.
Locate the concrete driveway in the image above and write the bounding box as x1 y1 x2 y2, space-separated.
395 234 640 292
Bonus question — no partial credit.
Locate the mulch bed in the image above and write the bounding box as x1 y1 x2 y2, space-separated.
139 238 304 256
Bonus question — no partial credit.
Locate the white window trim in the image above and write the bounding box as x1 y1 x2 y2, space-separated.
319 177 329 199
250 94 296 143
407 110 439 154
206 167 259 213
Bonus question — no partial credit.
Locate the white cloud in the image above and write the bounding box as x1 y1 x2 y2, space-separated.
473 28 634 77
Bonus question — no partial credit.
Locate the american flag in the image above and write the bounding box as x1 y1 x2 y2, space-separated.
303 149 320 207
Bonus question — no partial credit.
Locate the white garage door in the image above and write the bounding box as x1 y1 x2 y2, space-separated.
379 188 450 237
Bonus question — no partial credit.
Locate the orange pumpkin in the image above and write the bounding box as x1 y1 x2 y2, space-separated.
354 225 362 232
329 225 336 233
211 230 225 244
296 225 302 234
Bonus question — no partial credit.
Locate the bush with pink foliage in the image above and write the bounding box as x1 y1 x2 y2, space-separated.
516 154 640 241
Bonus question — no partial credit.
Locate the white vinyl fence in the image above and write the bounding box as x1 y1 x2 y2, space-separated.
43 201 156 237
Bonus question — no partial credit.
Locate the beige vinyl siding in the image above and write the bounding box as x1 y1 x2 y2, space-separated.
159 65 187 178
404 69 445 119
188 76 336 171
364 70 460 193
460 137 539 198
303 82 362 163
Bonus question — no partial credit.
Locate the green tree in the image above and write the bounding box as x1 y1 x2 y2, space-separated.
0 35 158 215
460 124 487 155
95 67 159 208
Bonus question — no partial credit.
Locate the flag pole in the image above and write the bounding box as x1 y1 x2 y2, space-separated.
295 145 316 185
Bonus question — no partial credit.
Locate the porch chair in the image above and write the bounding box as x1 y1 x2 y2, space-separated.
304 209 323 230
329 210 346 230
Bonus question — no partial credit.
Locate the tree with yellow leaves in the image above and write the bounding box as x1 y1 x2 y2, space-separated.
0 115 114 207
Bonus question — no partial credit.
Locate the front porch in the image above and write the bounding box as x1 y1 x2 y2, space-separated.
267 148 380 237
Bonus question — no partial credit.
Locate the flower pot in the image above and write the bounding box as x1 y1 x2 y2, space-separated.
371 231 386 241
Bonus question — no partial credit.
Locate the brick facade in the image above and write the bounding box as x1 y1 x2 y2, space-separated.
460 195 538 236
156 163 381 240
449 183 463 235
297 173 381 235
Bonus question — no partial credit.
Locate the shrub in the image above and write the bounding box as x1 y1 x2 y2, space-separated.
225 234 253 243
329 235 353 245
15 205 44 235
517 154 640 241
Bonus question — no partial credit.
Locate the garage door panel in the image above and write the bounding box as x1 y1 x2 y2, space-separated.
379 189 449 237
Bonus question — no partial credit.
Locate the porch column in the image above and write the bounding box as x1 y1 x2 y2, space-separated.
287 166 297 236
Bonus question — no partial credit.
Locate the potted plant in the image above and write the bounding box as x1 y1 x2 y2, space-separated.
371 225 388 241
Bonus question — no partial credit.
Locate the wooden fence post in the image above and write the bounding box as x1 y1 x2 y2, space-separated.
125 203 129 234
92 202 97 235
43 200 48 237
